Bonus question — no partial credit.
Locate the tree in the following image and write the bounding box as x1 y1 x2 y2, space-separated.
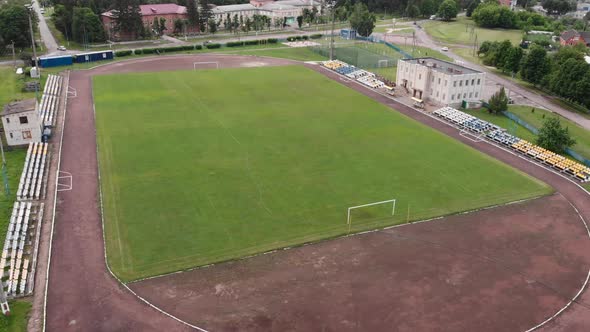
111 0 143 39
224 13 231 31
174 19 184 34
52 4 72 41
72 7 105 44
520 45 551 86
199 0 212 31
156 17 167 35
541 0 576 16
466 0 478 17
0 4 35 48
503 46 523 74
536 117 576 154
487 86 509 114
438 0 458 21
208 18 217 34
406 3 420 18
348 2 376 37
297 15 303 28
186 0 199 30
420 0 437 18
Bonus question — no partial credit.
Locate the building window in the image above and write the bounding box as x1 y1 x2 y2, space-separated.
459 81 463 87
465 80 469 86
436 91 439 97
5 118 9 124
9 133 13 138
432 76 434 82
477 78 481 85
443 94 446 100
463 93 467 98
438 78 441 84
444 80 447 86
453 81 456 87
471 79 475 85
419 74 421 79
451 94 454 100
475 92 478 97
19 116 28 124
22 130 32 139
469 92 473 98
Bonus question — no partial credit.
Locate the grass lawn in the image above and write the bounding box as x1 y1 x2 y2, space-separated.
462 108 537 142
451 47 481 64
231 46 327 61
373 26 414 34
508 105 590 160
94 65 550 281
1 301 31 332
0 67 36 106
399 45 453 62
423 16 523 46
371 67 397 81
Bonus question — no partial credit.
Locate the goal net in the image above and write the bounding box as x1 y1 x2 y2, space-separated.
193 61 219 70
347 198 396 230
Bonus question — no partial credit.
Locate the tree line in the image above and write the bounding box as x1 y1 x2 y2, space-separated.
479 41 590 110
0 0 38 51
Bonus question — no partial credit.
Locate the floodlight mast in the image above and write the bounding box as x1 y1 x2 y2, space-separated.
329 1 336 60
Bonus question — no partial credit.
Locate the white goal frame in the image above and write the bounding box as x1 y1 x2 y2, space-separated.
193 61 219 70
378 59 389 68
347 198 396 226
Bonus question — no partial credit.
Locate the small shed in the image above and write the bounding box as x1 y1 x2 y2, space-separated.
1 99 42 146
340 29 357 40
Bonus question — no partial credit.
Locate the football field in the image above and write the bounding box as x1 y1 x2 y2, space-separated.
93 65 551 281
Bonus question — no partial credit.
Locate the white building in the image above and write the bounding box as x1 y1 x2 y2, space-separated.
2 99 42 146
396 57 486 106
212 0 320 26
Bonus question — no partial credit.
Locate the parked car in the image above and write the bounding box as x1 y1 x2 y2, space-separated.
441 46 449 52
430 15 437 20
57 45 67 51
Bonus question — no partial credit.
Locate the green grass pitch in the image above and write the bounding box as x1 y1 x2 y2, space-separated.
93 65 551 281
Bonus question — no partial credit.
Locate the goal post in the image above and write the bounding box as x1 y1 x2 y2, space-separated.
378 59 389 68
347 198 396 231
193 61 219 70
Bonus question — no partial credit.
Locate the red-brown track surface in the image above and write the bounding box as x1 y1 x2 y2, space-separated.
45 54 590 331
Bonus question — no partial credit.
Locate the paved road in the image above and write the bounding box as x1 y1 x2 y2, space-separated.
377 26 590 130
32 2 57 55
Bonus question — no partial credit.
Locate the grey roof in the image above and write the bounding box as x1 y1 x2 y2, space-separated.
401 57 481 75
2 99 37 116
274 0 319 6
261 3 297 10
212 3 257 14
561 29 579 41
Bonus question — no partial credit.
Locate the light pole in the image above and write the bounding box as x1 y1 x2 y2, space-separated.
1 137 9 196
26 5 40 99
329 1 336 60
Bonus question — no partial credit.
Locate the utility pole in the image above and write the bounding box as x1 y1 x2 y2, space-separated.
1 137 9 196
11 41 16 69
329 1 336 60
26 5 40 99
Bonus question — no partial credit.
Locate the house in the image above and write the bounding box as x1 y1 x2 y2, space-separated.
498 0 517 10
211 0 320 26
396 58 486 106
1 99 42 146
560 30 590 46
102 4 198 40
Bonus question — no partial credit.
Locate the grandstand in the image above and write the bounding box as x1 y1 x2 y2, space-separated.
39 75 63 127
433 107 590 182
16 142 49 201
0 201 44 298
321 60 389 89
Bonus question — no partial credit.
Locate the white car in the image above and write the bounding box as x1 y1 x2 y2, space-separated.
57 45 66 51
441 47 449 52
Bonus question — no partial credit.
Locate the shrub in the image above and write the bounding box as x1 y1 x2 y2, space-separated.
183 45 194 51
267 38 278 43
142 48 155 54
162 46 185 52
244 39 260 46
226 41 245 47
205 43 221 49
115 50 133 57
134 49 142 55
286 36 303 42
302 35 309 40
195 44 203 50
310 34 322 39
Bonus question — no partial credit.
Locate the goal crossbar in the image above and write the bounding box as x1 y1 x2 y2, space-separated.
347 198 396 225
193 61 219 70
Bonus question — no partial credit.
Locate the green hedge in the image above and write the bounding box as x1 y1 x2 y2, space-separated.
286 36 304 42
134 49 142 55
226 41 245 47
302 35 309 40
310 34 322 39
244 39 260 46
142 48 155 54
183 45 195 50
267 38 278 43
195 44 203 50
205 43 221 49
115 50 133 57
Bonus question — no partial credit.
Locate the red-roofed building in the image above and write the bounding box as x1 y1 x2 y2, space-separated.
102 4 198 41
560 30 590 46
498 0 517 10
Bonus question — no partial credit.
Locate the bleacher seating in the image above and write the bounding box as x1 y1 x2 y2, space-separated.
17 142 48 201
434 106 590 182
322 60 387 90
39 74 63 127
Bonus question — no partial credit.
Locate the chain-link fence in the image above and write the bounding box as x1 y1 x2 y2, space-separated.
310 39 405 69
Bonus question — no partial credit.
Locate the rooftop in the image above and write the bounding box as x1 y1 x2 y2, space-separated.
102 4 187 17
2 99 37 116
401 57 481 75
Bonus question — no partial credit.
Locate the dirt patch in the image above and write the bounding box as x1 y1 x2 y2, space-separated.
129 194 590 332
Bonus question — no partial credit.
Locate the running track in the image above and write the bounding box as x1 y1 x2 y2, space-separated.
44 55 590 331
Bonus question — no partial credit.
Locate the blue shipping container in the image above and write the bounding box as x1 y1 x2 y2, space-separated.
341 29 357 40
39 55 73 68
74 50 114 63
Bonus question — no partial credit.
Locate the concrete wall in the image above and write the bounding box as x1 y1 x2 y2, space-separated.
2 111 42 146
